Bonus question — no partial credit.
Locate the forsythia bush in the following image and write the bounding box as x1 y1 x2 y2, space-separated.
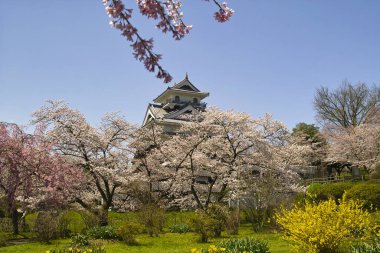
276 198 373 253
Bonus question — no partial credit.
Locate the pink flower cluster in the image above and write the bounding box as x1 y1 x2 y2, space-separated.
214 2 234 23
103 0 172 83
203 0 234 22
163 0 192 39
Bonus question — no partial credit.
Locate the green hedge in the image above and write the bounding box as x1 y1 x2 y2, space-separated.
307 182 356 201
345 184 380 210
306 181 380 211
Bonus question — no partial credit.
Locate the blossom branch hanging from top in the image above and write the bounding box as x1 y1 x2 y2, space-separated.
102 0 234 83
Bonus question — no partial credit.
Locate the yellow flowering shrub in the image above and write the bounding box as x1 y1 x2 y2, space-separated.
276 197 373 253
190 245 226 253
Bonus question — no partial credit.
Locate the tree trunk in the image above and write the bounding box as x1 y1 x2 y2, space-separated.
97 207 109 226
75 197 109 226
214 227 222 237
11 207 19 235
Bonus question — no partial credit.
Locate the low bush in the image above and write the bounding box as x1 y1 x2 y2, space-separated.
307 182 356 201
47 246 106 253
307 182 322 194
226 209 240 235
64 211 86 234
190 238 270 253
87 225 119 240
70 233 90 247
137 204 165 237
56 212 71 238
218 237 270 253
190 211 215 243
34 211 70 243
345 184 380 210
117 220 143 245
190 245 224 253
206 203 230 237
168 223 192 233
244 208 270 232
78 210 99 231
351 239 380 253
0 209 5 218
0 233 8 247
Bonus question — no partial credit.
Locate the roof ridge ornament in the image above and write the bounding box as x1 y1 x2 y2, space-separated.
185 72 189 80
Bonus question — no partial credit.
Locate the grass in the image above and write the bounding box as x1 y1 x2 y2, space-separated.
0 223 291 253
3 209 378 253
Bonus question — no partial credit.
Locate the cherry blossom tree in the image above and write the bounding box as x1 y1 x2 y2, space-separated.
32 101 137 225
326 122 380 176
102 0 234 83
0 122 81 234
133 108 310 210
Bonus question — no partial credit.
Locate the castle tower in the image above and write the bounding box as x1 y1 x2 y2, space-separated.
142 74 209 131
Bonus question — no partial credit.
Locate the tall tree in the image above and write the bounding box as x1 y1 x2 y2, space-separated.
32 101 137 225
292 123 320 140
292 122 327 167
314 80 380 128
102 0 234 83
0 122 80 234
133 108 310 209
327 122 380 175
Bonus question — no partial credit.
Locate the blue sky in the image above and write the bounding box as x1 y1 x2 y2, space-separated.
1 1 379 129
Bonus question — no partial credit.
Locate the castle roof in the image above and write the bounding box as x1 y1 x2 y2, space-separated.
142 74 208 126
153 75 209 103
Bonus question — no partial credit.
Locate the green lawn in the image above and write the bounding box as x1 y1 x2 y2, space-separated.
0 224 292 253
5 209 378 253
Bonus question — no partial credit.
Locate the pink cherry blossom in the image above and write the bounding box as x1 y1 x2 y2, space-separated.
102 0 233 83
0 122 82 234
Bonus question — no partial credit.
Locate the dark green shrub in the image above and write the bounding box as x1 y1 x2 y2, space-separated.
206 203 230 237
345 184 380 210
78 210 99 231
87 225 119 240
70 233 90 247
190 211 215 243
64 211 86 234
168 223 192 233
57 212 71 238
307 182 356 201
218 237 270 253
226 209 240 235
117 220 143 245
34 211 70 242
244 209 271 232
0 209 5 218
137 204 165 237
306 182 325 198
351 239 380 253
0 233 8 247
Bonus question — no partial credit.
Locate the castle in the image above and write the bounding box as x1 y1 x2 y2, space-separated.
142 74 209 131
